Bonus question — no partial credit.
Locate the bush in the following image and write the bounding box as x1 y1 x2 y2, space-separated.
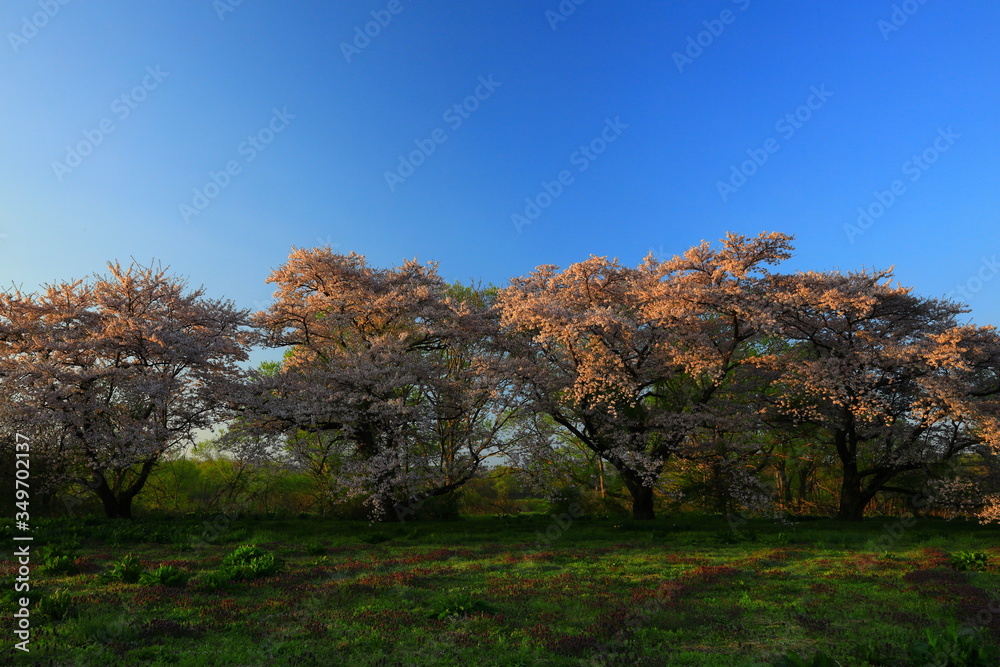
192 570 231 592
37 588 75 621
909 622 994 666
139 565 189 588
220 544 283 580
102 554 145 583
951 551 989 571
38 545 79 575
426 594 498 621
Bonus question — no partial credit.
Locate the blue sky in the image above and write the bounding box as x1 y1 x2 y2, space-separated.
3 1 999 366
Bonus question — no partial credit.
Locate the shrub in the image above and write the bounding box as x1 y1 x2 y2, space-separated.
220 544 283 580
139 565 189 588
909 622 994 666
40 554 78 576
193 570 231 592
37 588 75 621
222 544 267 566
426 594 498 621
950 551 989 571
38 545 79 575
102 554 145 583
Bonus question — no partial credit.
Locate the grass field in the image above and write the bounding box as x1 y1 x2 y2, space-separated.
4 513 1000 666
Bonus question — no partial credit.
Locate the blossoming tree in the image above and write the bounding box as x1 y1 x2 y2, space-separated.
497 232 792 519
247 247 536 521
764 268 1000 520
0 262 254 518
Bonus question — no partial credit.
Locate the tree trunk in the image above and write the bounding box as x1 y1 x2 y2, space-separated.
836 464 868 521
622 476 655 520
796 463 812 512
90 458 160 520
94 479 134 519
373 493 403 522
775 463 792 508
834 429 870 521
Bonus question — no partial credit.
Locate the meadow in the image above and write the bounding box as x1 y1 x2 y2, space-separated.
4 513 1000 666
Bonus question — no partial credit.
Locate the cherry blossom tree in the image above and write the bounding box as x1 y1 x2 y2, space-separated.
497 232 793 520
0 261 254 518
245 247 536 521
763 268 1000 520
928 323 1000 523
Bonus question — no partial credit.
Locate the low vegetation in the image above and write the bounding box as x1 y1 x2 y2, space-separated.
4 513 1000 665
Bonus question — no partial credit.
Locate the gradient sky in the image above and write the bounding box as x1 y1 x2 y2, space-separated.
3 1 999 366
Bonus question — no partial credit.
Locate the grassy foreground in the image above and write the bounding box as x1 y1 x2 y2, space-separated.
4 513 1000 666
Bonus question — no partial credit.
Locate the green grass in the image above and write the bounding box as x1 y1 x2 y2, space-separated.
4 513 1000 665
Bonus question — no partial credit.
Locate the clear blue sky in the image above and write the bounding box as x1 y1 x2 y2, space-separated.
3 1 999 366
